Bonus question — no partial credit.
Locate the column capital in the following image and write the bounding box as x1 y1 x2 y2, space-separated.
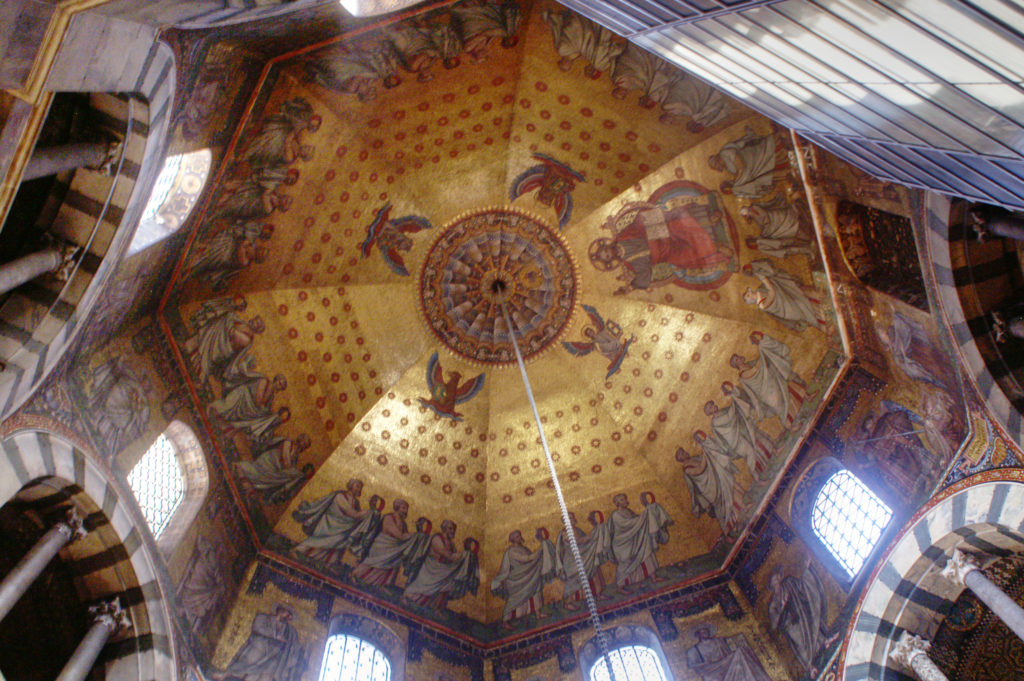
89 597 132 634
889 631 931 670
94 140 123 176
55 507 88 543
940 548 980 586
41 236 80 283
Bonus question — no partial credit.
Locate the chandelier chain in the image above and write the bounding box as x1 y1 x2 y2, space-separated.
498 293 618 681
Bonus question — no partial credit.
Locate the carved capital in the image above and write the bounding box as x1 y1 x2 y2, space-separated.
54 243 80 283
89 597 132 634
41 235 80 282
940 548 980 586
55 507 88 543
94 140 123 176
889 631 931 670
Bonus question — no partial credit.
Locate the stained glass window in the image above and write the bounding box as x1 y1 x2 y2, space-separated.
318 635 391 681
127 433 186 538
812 470 893 578
589 645 668 681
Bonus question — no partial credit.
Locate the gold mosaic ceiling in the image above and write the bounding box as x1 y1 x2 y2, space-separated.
165 0 844 644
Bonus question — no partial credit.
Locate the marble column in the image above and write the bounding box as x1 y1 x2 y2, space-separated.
942 548 1024 644
889 631 949 681
0 243 78 296
55 598 131 681
22 142 114 181
0 508 86 621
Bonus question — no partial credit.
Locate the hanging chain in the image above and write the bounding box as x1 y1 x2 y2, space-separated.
497 291 619 681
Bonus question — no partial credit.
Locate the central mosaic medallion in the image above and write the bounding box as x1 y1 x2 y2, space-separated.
419 207 578 365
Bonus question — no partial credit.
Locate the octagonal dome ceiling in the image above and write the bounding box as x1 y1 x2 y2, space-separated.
163 0 845 645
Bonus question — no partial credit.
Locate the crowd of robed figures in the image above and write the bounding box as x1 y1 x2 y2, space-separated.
289 478 676 624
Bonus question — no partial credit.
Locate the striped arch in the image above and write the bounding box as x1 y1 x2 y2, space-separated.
921 193 1024 448
171 0 334 29
74 0 334 30
0 40 175 420
0 429 176 681
842 476 1024 681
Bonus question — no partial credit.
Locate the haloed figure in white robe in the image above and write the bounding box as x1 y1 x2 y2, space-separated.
730 332 809 431
555 511 612 608
705 399 772 482
608 493 672 591
353 500 428 587
236 434 310 503
217 604 304 681
740 195 814 259
678 433 745 536
709 126 785 199
291 479 377 565
403 520 479 610
743 259 824 333
491 529 556 623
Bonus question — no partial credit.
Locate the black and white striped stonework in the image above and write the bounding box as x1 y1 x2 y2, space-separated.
87 0 333 29
844 477 1024 681
921 194 1024 449
0 39 174 421
0 430 175 681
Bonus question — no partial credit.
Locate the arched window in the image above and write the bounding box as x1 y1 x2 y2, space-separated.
318 634 391 681
128 432 184 538
126 420 208 553
811 469 893 578
589 645 669 681
580 625 673 681
128 148 211 254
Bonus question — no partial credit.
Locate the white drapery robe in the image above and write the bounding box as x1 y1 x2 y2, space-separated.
490 540 556 620
609 502 672 586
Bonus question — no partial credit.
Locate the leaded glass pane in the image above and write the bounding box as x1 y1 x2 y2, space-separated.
811 470 892 578
318 634 391 681
130 149 211 254
127 433 186 538
590 645 667 681
141 154 183 224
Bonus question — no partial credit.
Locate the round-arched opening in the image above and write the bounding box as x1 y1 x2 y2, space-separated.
312 614 405 681
924 193 1024 450
125 420 209 555
589 645 669 681
790 457 896 587
0 43 175 423
579 625 674 681
318 633 392 681
810 470 893 580
843 478 1024 681
0 481 94 681
0 430 177 681
128 149 211 255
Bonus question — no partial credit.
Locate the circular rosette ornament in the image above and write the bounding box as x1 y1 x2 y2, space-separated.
419 207 578 365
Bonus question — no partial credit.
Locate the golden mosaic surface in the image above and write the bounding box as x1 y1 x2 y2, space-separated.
166 0 844 642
